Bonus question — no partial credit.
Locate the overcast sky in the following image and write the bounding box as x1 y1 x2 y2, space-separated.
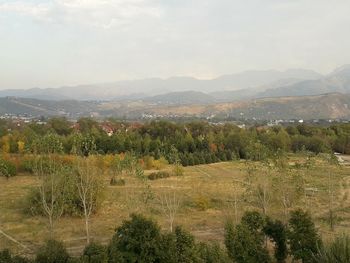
1 0 350 89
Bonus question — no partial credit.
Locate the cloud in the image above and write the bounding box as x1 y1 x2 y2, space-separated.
0 0 162 28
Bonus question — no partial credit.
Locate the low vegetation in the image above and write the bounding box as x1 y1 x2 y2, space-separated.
1 119 350 261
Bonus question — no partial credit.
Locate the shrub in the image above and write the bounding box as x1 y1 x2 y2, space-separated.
148 171 171 180
172 163 184 177
35 239 70 263
193 195 210 211
0 250 12 263
143 156 155 170
81 243 108 263
152 157 168 170
0 158 17 178
20 158 36 174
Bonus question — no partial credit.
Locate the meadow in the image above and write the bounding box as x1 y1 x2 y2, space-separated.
1 154 349 258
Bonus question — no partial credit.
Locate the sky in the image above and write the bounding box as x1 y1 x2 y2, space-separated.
0 0 350 89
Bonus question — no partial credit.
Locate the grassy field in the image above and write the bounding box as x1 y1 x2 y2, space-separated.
1 155 350 257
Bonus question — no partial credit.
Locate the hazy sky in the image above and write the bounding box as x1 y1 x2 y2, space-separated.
1 0 350 89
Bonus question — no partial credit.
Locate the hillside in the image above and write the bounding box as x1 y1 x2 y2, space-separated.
141 93 350 120
0 97 99 117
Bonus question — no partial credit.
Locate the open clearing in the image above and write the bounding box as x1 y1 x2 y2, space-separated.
1 157 350 256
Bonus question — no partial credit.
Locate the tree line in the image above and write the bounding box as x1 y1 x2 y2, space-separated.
1 210 349 263
1 118 350 166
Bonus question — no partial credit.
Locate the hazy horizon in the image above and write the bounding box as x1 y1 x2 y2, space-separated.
1 0 350 90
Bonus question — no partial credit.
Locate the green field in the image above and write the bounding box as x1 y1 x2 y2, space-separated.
1 156 350 257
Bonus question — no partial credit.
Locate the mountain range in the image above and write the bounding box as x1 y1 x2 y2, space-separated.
0 68 325 101
1 92 350 121
1 65 350 120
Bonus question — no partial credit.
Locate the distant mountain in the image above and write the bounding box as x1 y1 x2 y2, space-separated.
0 68 322 101
2 93 350 120
257 65 350 98
147 93 350 120
143 91 215 105
210 69 322 91
0 97 98 117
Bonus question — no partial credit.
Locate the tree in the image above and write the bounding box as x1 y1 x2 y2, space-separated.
172 226 199 263
47 117 72 136
33 155 65 238
82 242 108 263
160 191 180 233
35 239 70 263
197 242 231 263
71 133 96 157
264 218 288 263
108 214 162 263
75 157 104 244
288 209 321 263
225 220 271 263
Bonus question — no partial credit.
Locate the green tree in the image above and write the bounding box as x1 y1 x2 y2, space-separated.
81 243 108 263
197 242 231 263
264 218 288 263
108 214 162 263
48 117 72 136
225 221 270 263
288 209 321 263
35 239 70 263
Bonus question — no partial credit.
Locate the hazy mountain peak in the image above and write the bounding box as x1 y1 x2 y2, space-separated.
330 64 350 76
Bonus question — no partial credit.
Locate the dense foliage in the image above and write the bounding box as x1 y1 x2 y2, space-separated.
1 118 350 167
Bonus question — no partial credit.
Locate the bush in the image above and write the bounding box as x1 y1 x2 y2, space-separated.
193 195 210 211
172 163 184 177
0 249 31 263
20 158 36 174
81 243 108 263
0 158 17 178
152 157 168 170
35 239 70 263
148 171 171 180
0 250 12 263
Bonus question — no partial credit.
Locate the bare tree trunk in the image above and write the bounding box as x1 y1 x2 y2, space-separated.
160 191 180 232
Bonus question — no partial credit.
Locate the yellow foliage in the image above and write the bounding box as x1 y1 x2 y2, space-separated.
17 141 25 154
153 157 168 170
1 135 10 153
